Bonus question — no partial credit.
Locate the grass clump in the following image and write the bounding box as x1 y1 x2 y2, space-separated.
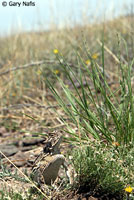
47 39 134 146
46 34 134 199
0 189 44 200
72 141 134 199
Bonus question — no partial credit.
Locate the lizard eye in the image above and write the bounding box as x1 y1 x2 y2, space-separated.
43 142 52 153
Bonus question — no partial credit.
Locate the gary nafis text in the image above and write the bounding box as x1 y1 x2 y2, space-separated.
8 1 35 7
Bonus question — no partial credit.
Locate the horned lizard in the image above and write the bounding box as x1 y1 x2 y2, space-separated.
31 136 73 186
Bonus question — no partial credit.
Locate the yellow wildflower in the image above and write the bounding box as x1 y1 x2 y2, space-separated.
65 84 69 88
92 53 98 59
12 93 16 97
122 28 127 34
36 69 42 75
85 59 91 65
125 186 133 193
54 69 60 75
112 141 120 147
53 49 59 54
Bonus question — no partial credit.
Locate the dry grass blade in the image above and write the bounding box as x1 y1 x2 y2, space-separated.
97 38 120 64
0 150 50 200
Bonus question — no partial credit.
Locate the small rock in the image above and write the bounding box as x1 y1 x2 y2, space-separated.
0 144 18 158
22 137 45 146
0 127 7 136
10 151 29 167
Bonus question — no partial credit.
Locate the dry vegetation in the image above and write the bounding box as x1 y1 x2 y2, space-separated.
0 16 133 139
0 15 134 199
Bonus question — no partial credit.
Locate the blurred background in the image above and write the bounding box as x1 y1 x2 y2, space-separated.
0 0 134 36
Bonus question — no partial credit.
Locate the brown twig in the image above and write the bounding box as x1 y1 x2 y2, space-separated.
0 103 71 111
0 60 74 76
